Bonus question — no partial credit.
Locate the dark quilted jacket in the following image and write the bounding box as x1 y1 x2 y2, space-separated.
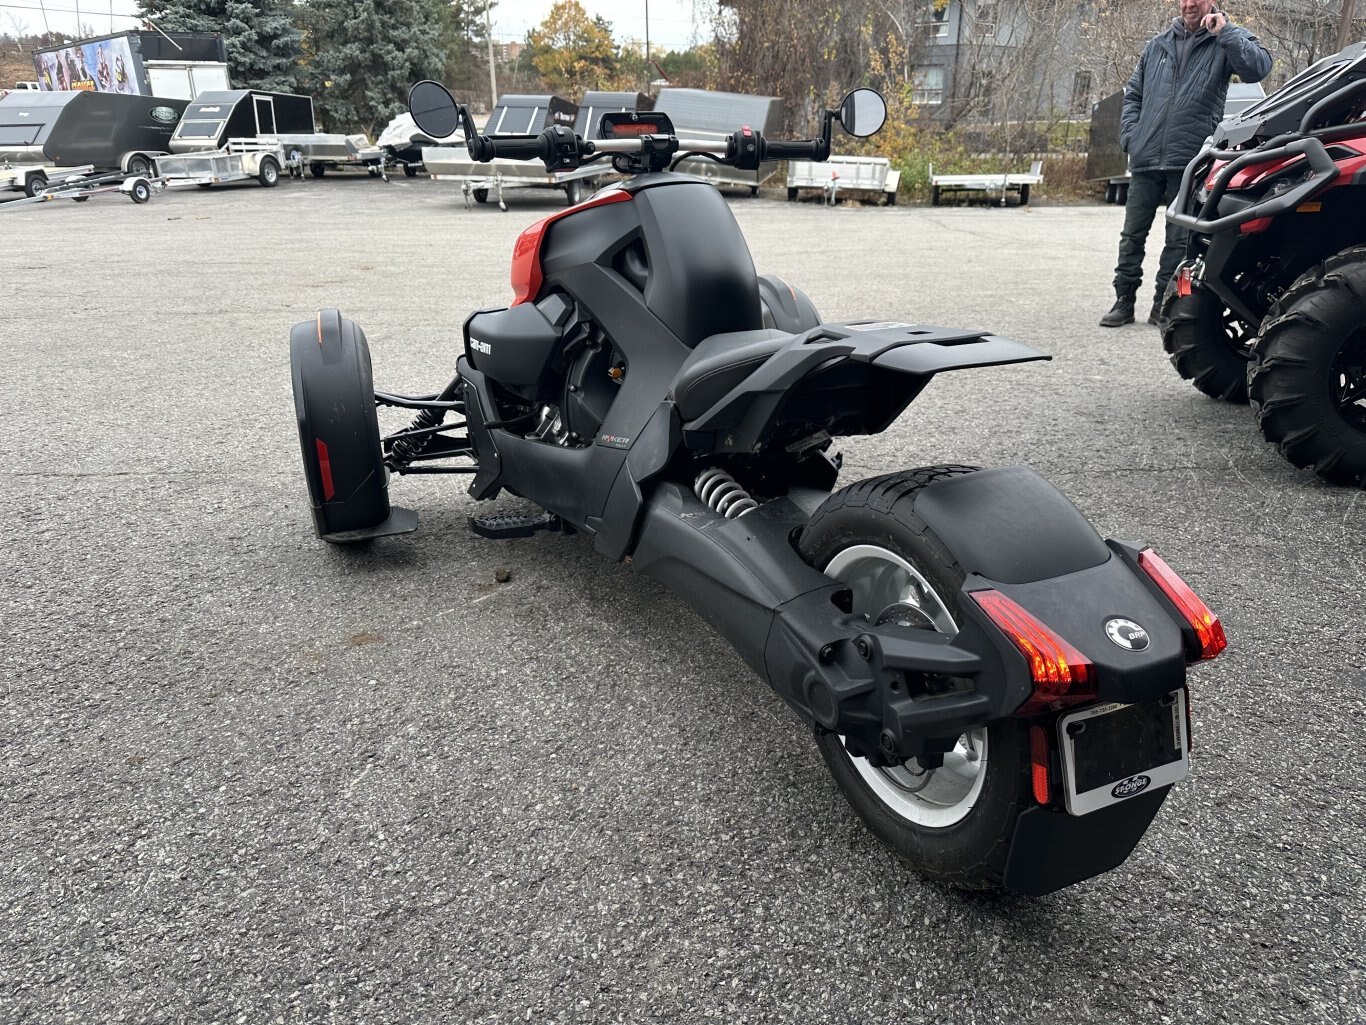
1121 19 1272 172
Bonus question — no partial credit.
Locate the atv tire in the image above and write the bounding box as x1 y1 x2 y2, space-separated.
1160 279 1255 404
1249 247 1366 485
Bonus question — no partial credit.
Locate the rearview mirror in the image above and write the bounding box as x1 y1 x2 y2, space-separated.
837 89 888 138
408 80 467 141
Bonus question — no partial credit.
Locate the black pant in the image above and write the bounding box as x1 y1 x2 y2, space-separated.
1112 169 1189 303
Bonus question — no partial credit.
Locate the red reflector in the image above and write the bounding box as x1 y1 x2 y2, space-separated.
509 189 632 305
1138 549 1227 662
1029 724 1050 805
1239 216 1274 235
970 590 1096 714
315 438 335 501
1176 265 1192 297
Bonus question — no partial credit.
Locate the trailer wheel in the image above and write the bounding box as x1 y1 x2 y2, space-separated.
931 185 941 206
129 179 152 204
310 162 325 179
472 188 489 204
1018 184 1031 206
289 309 396 541
1116 183 1129 204
198 183 213 189
23 172 47 199
258 157 280 188
403 163 418 178
885 189 897 206
127 155 152 177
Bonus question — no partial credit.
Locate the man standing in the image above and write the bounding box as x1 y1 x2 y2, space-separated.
1100 0 1272 328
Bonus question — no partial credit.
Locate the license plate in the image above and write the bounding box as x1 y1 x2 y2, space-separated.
1058 690 1189 816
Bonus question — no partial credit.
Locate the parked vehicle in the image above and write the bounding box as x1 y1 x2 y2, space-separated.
787 153 900 205
1163 42 1366 484
31 30 229 99
289 80 1227 896
0 90 188 177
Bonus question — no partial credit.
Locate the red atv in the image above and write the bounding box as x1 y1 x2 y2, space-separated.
1162 42 1366 484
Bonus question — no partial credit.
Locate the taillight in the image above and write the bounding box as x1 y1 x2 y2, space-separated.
1137 549 1227 662
970 589 1097 715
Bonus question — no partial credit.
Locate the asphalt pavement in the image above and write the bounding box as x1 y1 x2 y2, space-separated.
2 174 1363 1024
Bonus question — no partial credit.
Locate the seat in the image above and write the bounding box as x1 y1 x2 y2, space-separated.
668 329 794 421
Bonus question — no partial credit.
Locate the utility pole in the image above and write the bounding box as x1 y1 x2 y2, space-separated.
645 0 651 90
485 2 498 112
1337 0 1358 52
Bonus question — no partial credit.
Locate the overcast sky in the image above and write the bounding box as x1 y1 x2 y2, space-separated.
1 0 709 52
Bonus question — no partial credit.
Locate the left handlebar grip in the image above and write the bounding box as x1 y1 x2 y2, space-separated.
485 136 544 161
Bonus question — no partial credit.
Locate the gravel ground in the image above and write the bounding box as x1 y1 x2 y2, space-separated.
1 174 1363 1024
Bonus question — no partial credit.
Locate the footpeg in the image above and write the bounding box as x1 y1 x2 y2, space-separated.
470 510 560 539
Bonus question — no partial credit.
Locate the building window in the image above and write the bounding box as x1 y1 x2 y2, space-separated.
1071 70 1093 114
974 2 997 40
913 66 945 106
917 1 949 38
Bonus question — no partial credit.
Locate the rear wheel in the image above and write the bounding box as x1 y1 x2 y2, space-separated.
931 185 941 206
1249 247 1366 484
310 162 325 179
798 467 1033 890
472 187 489 204
1160 278 1254 403
129 178 151 204
404 163 418 178
1018 184 1030 205
127 154 152 177
23 172 46 198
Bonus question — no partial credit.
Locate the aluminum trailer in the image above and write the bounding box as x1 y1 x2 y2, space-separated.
652 88 784 194
277 133 385 179
0 90 188 177
787 154 900 205
1 168 158 209
156 138 285 189
424 93 597 209
928 161 1043 206
1 160 98 198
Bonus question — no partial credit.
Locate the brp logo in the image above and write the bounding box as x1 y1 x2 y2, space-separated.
1105 618 1150 651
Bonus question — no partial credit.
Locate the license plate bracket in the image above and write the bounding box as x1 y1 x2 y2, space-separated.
1058 690 1189 816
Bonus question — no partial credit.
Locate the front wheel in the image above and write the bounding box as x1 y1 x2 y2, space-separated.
1249 246 1366 484
798 467 1033 889
1160 279 1254 403
258 156 280 188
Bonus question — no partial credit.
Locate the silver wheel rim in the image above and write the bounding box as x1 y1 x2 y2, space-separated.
824 544 988 828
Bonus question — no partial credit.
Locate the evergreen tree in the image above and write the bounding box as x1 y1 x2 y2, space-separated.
301 0 448 135
135 0 301 92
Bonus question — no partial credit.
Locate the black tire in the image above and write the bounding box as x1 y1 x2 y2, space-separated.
310 162 325 179
565 178 590 206
787 186 798 201
129 179 151 204
472 188 489 204
1249 247 1366 484
931 185 941 206
1104 182 1116 204
1160 277 1254 403
258 157 280 188
23 173 46 198
1116 183 1129 204
289 309 392 540
885 189 897 206
404 163 418 178
1018 184 1030 205
198 182 213 189
127 155 152 177
797 467 1033 890
750 185 758 196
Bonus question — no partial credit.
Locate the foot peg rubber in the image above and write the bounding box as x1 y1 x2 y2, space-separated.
470 510 560 539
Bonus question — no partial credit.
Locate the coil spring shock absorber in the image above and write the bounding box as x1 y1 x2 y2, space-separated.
694 468 758 519
388 405 447 464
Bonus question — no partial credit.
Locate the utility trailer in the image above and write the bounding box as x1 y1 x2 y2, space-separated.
1 168 158 209
787 153 900 205
0 90 189 178
1 160 99 198
156 137 285 189
423 93 600 209
278 133 385 178
652 87 784 195
928 161 1043 206
1087 83 1265 204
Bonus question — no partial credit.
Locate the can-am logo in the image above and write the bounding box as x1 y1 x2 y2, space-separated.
1105 617 1150 651
470 338 492 355
1112 775 1152 799
149 106 180 124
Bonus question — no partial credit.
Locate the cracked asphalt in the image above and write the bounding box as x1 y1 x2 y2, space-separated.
2 175 1363 1024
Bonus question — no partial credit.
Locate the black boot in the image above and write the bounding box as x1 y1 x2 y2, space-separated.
1100 293 1136 327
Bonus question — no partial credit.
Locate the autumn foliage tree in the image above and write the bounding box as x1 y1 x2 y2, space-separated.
526 1 620 96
